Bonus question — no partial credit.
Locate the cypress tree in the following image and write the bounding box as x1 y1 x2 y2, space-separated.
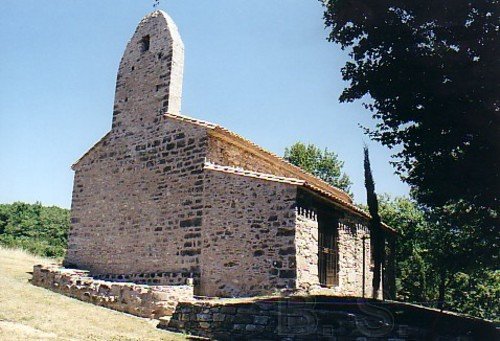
364 146 384 299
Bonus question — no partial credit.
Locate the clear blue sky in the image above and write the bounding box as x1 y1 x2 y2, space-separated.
0 0 409 209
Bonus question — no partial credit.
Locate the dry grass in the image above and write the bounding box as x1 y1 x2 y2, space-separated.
0 246 187 340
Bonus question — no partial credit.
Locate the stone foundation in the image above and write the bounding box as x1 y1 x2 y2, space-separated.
93 270 199 286
31 264 193 319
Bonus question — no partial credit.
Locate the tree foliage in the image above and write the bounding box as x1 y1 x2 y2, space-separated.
321 0 499 212
377 195 430 302
284 142 352 194
0 202 70 257
378 195 499 320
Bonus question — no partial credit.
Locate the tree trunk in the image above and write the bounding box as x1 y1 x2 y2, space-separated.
384 236 396 300
437 272 447 310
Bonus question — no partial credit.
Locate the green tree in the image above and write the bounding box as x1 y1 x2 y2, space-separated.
377 195 430 303
377 195 499 320
284 142 352 194
321 1 499 263
447 270 500 320
0 202 70 257
422 202 498 309
363 146 384 299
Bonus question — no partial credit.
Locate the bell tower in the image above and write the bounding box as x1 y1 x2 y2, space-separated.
111 10 184 133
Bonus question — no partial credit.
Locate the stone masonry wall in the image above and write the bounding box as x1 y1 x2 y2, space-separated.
112 10 183 133
31 265 193 319
65 119 208 277
294 207 378 298
200 170 298 297
296 189 379 298
316 213 377 298
338 214 376 298
295 208 320 291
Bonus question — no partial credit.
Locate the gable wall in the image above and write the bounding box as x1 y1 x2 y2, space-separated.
200 170 298 297
65 118 208 276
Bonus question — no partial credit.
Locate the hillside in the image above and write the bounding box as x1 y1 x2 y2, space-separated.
0 246 186 340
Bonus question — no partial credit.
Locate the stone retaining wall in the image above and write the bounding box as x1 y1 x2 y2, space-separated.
160 296 498 340
31 264 193 319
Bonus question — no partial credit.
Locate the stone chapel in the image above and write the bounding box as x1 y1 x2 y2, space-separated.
64 10 397 298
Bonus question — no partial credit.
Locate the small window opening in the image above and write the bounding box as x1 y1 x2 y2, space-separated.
140 35 150 52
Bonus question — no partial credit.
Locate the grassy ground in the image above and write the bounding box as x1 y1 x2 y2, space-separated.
0 246 187 340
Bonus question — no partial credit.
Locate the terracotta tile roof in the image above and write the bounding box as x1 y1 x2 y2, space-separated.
164 112 218 129
203 162 305 185
164 112 353 204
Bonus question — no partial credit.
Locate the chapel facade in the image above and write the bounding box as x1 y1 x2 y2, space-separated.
64 10 396 298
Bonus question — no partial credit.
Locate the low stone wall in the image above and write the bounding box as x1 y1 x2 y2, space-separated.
160 296 498 340
31 264 193 319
